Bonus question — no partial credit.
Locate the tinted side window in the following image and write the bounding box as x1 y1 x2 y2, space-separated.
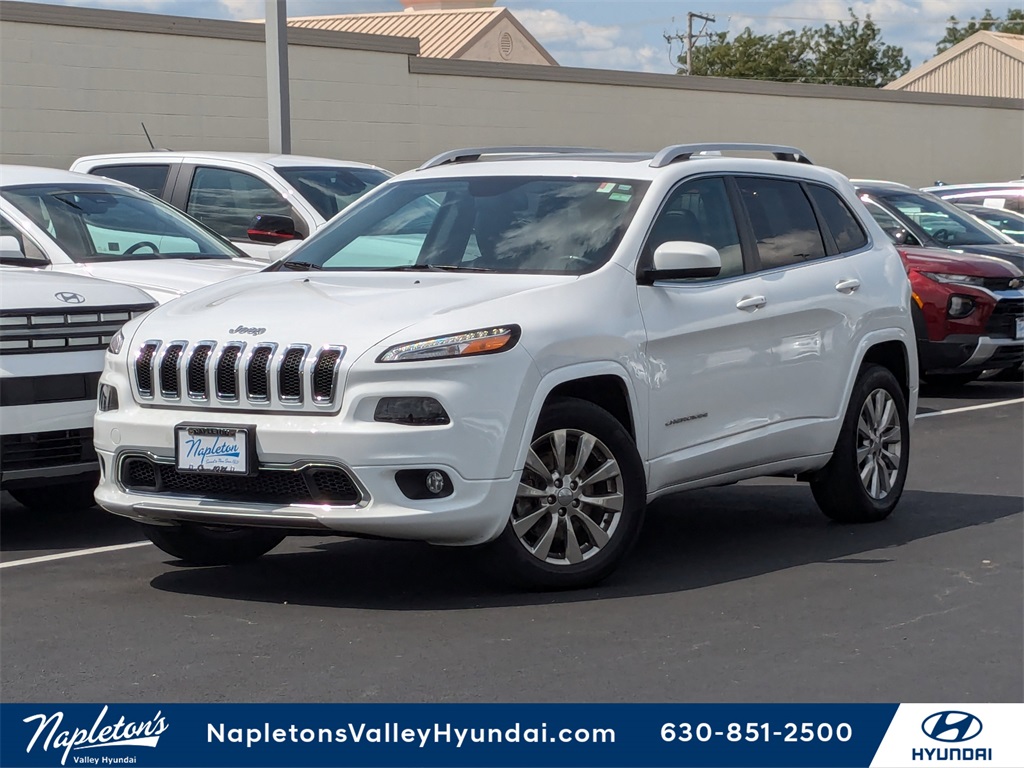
646 177 743 280
864 201 920 247
736 177 825 269
186 167 293 239
807 185 868 253
91 165 169 197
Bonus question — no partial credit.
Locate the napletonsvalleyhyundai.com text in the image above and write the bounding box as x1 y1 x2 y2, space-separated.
208 722 616 749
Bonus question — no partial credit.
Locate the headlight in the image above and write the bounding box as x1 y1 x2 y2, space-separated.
919 272 985 287
377 326 520 363
107 330 125 355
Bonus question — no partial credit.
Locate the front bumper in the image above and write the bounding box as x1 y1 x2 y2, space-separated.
94 457 519 545
918 335 1024 375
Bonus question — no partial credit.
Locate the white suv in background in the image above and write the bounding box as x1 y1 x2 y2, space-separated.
1 266 154 511
0 166 260 304
71 152 392 260
95 144 919 589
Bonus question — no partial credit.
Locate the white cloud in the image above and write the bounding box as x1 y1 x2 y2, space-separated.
515 8 620 51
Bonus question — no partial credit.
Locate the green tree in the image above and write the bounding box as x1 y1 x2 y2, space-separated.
671 9 910 88
937 8 1024 53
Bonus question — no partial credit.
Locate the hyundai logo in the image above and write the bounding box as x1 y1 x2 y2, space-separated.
921 711 983 743
1010 278 1023 289
55 291 85 304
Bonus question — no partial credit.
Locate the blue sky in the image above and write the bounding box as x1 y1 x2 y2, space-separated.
18 1 1008 73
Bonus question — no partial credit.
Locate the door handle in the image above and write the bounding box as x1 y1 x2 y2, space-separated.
835 278 861 294
735 295 767 311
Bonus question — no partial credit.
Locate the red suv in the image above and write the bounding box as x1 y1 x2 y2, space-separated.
901 246 1024 385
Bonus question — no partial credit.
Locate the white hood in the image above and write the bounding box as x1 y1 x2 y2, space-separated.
0 265 154 310
76 258 261 304
133 270 569 356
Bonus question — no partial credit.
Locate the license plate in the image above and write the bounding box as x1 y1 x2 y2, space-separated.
175 425 253 475
1016 316 1024 340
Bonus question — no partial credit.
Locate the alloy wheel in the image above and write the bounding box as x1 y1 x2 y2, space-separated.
856 388 903 500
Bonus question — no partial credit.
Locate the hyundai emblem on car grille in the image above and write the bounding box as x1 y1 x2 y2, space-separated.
55 292 85 304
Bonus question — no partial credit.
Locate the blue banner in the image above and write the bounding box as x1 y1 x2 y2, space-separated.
0 704 902 767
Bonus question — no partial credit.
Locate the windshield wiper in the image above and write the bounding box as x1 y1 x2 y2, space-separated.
280 260 323 271
380 263 495 273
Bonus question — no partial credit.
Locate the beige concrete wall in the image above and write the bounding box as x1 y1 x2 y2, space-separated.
1 2 1021 187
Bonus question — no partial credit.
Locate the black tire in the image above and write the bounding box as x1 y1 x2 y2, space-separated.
921 371 980 388
811 365 910 524
483 397 646 590
141 522 284 565
8 477 97 512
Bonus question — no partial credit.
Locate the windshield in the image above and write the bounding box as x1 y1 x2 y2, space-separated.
966 207 1024 243
1 184 242 262
276 166 390 220
282 176 649 274
872 190 1013 247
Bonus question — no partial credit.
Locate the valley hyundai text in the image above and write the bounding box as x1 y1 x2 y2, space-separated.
95 144 919 588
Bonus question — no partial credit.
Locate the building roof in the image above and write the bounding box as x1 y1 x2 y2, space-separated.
884 31 1024 97
287 6 556 64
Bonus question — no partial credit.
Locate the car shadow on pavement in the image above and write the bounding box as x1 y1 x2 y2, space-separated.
148 485 1023 610
917 378 1023 404
0 493 141 553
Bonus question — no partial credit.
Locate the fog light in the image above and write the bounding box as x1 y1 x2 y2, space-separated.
374 397 449 425
947 295 976 319
395 469 453 499
98 383 119 412
425 470 445 494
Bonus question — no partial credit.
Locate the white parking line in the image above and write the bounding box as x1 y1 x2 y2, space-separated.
917 397 1024 419
0 540 151 570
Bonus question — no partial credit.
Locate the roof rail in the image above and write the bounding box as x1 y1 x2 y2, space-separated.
418 146 609 171
650 143 813 168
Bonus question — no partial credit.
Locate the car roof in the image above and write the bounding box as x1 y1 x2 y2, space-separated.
851 179 918 195
73 151 384 171
0 164 136 188
922 181 1024 194
408 153 851 188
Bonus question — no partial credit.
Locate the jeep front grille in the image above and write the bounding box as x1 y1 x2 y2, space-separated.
133 340 345 408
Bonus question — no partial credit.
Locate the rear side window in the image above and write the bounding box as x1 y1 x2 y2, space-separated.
89 165 169 197
186 167 295 240
806 185 868 253
736 177 825 269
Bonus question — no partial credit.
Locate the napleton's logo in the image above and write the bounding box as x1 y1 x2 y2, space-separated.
23 705 168 765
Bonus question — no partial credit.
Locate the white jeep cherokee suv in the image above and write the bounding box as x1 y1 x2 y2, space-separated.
95 144 918 589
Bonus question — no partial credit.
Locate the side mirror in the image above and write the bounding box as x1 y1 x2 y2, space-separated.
247 214 302 244
0 234 29 264
640 241 721 284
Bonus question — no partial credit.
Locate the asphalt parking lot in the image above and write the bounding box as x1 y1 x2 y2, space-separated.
2 380 1021 704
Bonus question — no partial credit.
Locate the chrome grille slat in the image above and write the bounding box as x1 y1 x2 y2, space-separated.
185 342 215 401
278 345 310 403
215 342 245 401
133 340 344 408
246 343 276 403
135 341 159 398
158 341 186 399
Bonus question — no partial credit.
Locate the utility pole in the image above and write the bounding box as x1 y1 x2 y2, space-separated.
266 0 291 154
685 11 715 75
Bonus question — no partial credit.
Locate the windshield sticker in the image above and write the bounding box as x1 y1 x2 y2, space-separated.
596 182 616 194
617 184 632 192
609 192 633 203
